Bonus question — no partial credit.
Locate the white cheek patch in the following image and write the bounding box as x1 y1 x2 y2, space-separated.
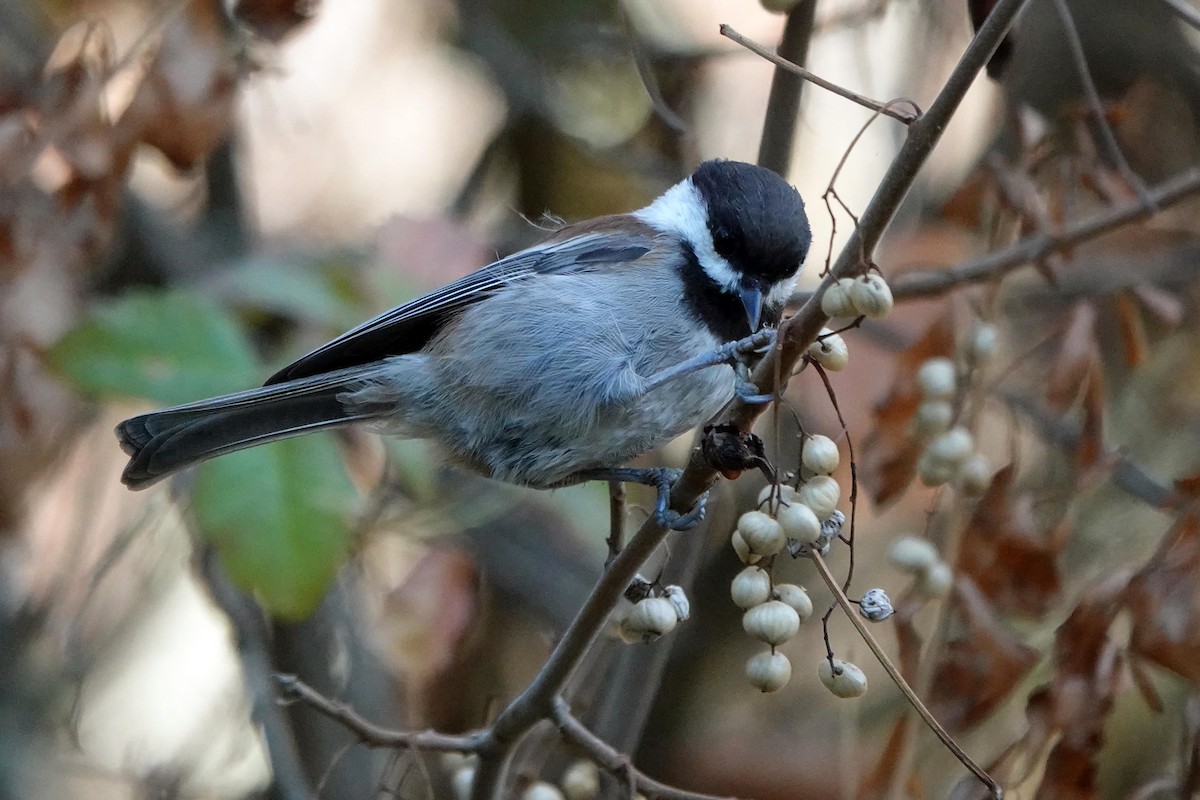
634 179 739 291
767 274 799 310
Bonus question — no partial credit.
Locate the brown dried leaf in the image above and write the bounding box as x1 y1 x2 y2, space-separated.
1125 514 1200 686
1047 302 1097 410
859 311 955 505
941 167 992 228
1035 571 1129 800
957 465 1063 618
929 577 1039 732
1173 472 1200 502
123 0 241 171
1113 290 1148 368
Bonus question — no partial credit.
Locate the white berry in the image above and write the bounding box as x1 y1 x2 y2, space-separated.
746 650 792 692
914 400 954 438
799 475 840 519
802 434 840 475
522 781 565 800
963 322 998 364
772 583 813 621
758 483 799 508
859 588 894 621
621 597 678 642
776 501 821 545
453 768 476 800
889 536 939 573
916 561 953 598
956 454 992 495
731 567 772 609
743 600 801 645
562 761 600 800
927 427 974 465
917 450 958 486
807 329 849 371
818 658 868 698
917 357 957 399
849 274 894 318
737 511 786 556
820 278 859 317
731 530 762 565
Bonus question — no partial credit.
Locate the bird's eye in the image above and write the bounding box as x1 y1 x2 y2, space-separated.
712 228 736 257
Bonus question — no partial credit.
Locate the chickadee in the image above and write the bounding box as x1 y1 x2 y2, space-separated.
117 160 811 524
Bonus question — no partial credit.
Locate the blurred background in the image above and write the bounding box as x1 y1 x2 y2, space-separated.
3 0 1200 798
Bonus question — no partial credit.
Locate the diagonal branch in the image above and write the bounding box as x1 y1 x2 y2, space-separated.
808 552 1001 797
346 4 1032 797
276 675 482 753
889 167 1200 301
1154 0 1200 31
552 698 735 800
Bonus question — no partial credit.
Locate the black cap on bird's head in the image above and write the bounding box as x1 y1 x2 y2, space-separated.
634 159 812 337
689 160 811 330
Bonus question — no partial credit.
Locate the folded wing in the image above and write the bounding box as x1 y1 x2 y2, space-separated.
265 221 654 385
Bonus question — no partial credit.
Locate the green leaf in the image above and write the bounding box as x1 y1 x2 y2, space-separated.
212 256 364 331
191 434 356 619
48 290 260 406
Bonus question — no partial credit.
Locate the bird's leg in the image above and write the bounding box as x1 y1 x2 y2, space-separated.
641 328 776 400
578 468 707 531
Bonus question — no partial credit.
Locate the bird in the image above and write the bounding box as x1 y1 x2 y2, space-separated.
116 160 812 527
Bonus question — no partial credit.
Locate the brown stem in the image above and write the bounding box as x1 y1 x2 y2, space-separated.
890 168 1200 301
723 24 919 125
808 552 1001 798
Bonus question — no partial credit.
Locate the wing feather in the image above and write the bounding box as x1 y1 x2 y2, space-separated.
265 223 656 384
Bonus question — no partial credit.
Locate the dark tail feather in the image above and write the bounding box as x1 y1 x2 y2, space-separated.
116 370 380 489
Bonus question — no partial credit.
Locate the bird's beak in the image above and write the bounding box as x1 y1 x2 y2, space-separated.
739 285 764 332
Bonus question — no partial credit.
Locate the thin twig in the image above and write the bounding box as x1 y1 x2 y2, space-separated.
552 698 736 800
722 25 920 125
746 0 1029 392
808 552 1002 798
890 167 1200 300
276 675 481 753
1047 0 1155 209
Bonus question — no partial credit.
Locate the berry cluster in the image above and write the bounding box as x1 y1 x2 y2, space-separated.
912 323 999 494
807 272 897 372
820 274 895 320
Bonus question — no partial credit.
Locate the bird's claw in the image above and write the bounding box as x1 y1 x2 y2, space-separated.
656 491 708 531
